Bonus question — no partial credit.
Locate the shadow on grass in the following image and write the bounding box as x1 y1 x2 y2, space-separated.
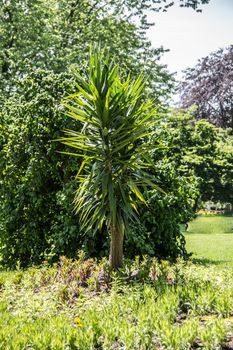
191 257 229 266
185 229 233 235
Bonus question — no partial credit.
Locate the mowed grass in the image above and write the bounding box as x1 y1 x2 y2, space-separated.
185 215 233 267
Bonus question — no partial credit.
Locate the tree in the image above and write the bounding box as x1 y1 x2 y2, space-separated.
0 0 170 98
180 46 233 129
157 112 233 208
0 70 83 267
60 50 163 268
0 0 210 98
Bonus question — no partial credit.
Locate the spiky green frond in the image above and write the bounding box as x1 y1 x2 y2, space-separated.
60 49 163 235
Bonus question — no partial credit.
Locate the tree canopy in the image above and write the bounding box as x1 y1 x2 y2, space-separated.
0 0 168 98
158 112 233 207
180 46 233 129
0 0 210 98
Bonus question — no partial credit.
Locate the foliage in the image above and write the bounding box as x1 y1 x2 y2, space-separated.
0 0 53 85
1 256 233 349
0 70 83 267
180 45 233 129
0 0 210 99
157 112 233 206
0 0 211 267
0 66 196 269
60 49 165 268
126 160 198 260
0 0 174 102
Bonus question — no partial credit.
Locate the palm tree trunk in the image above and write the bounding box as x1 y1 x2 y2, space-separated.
109 225 123 269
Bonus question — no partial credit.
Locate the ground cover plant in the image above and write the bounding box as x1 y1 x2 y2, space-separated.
1 256 233 349
185 215 233 267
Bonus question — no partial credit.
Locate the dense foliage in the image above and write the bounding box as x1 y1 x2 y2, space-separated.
0 0 213 268
0 70 82 267
0 0 174 102
158 112 233 207
3 72 231 267
180 46 233 129
0 67 198 268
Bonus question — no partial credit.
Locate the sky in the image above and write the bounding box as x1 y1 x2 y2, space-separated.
147 0 233 79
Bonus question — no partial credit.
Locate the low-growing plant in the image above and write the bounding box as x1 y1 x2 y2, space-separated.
0 257 233 349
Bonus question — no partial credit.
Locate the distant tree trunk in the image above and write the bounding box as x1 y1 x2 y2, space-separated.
109 225 123 269
230 108 233 132
192 197 199 213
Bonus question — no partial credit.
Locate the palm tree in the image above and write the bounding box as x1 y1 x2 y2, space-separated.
60 49 162 268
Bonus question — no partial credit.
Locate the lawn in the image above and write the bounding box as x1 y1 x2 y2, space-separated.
185 215 233 267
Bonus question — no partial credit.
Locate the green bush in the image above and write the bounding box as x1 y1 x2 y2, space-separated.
125 161 198 260
0 69 82 267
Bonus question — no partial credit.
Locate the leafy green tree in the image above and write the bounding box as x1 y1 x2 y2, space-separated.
60 50 163 268
0 0 172 101
0 0 210 98
0 70 83 267
158 112 233 208
0 0 54 92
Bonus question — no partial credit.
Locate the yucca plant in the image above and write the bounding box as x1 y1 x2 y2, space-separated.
60 49 162 268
